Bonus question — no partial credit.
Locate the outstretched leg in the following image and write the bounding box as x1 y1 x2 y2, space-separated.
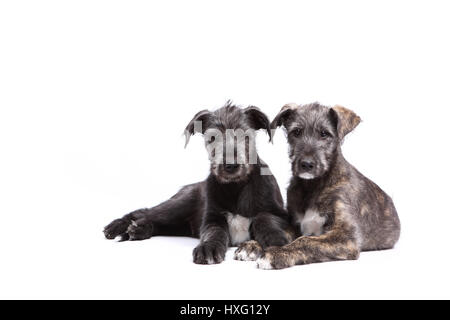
256 207 362 269
103 182 204 241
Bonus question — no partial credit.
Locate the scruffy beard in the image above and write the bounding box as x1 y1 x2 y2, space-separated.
298 172 316 180
211 164 253 184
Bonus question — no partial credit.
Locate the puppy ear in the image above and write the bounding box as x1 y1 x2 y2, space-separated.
330 105 361 139
244 106 272 141
184 109 212 147
270 103 298 139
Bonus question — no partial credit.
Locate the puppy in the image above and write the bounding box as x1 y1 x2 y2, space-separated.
242 102 401 269
103 102 292 264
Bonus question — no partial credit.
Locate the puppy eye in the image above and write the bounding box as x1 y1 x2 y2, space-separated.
320 130 331 138
291 128 302 137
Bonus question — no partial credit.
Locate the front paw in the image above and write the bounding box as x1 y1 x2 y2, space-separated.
234 240 263 261
256 247 294 270
127 219 153 241
257 232 289 249
104 218 130 239
193 242 226 265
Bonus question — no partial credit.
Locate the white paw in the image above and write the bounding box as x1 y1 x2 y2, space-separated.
234 248 257 261
234 240 263 261
256 257 273 270
114 234 126 242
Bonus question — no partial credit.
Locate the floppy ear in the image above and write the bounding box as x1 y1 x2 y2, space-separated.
330 105 361 139
244 106 272 141
270 103 298 139
184 109 212 147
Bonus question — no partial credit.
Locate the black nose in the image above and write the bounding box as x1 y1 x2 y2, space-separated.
224 164 240 173
300 160 315 171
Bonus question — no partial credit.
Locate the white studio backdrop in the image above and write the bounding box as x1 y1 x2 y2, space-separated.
0 0 449 299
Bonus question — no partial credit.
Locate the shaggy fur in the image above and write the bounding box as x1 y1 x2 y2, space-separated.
238 102 401 269
103 102 293 264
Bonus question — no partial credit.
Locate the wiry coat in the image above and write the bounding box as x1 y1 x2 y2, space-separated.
240 102 401 269
103 102 293 264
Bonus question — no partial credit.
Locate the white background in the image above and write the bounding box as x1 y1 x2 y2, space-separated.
1 0 449 299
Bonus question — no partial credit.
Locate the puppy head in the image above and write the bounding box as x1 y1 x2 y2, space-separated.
271 102 360 180
185 101 271 183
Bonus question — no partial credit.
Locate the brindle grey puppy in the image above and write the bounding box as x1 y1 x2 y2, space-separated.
103 102 292 265
240 102 401 269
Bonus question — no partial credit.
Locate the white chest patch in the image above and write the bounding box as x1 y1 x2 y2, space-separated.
298 209 326 236
226 213 251 246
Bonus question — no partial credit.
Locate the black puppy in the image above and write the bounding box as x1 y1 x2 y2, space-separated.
103 102 292 264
